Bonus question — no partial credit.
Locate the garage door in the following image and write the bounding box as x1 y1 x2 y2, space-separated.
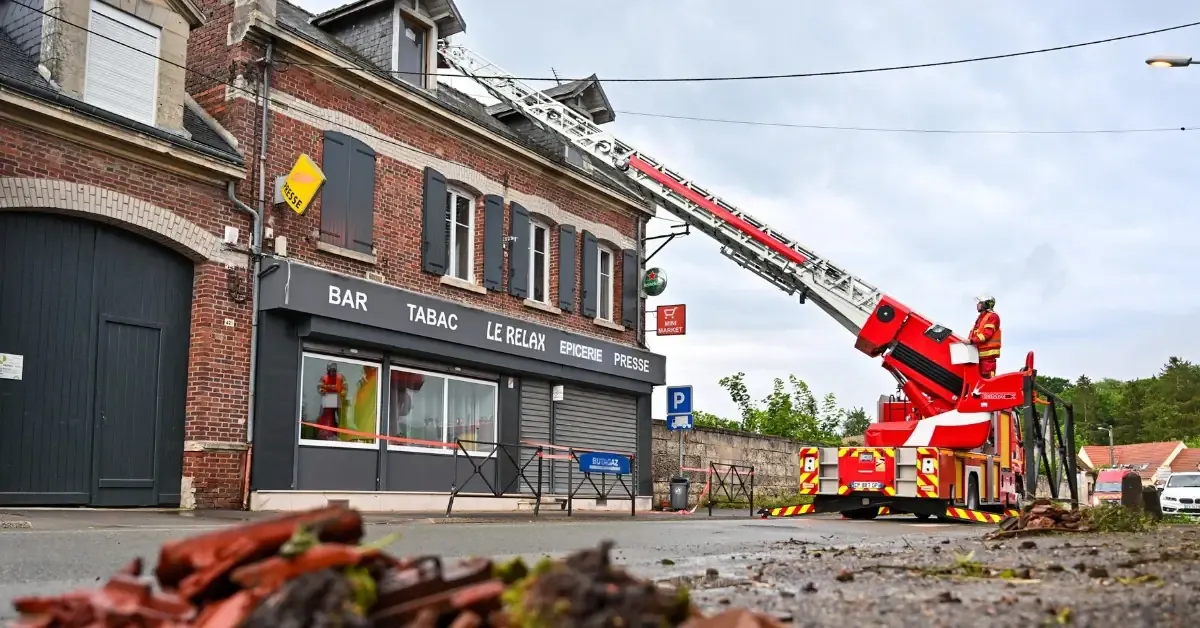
518 379 552 495
552 386 638 496
0 213 193 506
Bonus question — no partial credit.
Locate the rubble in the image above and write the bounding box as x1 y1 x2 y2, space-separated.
8 507 789 628
986 499 1089 539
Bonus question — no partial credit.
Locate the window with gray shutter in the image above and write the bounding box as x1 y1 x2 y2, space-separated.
319 131 377 255
621 248 638 328
557 225 577 312
507 202 530 298
84 1 160 126
421 167 448 274
481 195 505 291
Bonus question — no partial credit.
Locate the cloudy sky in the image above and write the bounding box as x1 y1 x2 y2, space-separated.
297 1 1200 423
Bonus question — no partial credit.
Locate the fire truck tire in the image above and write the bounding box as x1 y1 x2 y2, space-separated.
912 512 931 520
843 508 878 520
967 476 981 510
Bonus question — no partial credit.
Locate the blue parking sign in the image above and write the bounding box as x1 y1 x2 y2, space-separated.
666 385 693 416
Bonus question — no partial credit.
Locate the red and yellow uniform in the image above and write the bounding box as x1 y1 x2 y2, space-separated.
969 310 1001 378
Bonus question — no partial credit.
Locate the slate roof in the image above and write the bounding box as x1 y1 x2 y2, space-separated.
273 0 647 206
0 28 242 164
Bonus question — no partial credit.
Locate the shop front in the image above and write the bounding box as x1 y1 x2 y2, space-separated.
248 260 666 511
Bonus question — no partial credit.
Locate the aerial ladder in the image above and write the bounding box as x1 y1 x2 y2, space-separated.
438 43 1079 521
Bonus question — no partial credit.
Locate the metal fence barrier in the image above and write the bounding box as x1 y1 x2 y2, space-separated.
445 440 545 517
707 462 755 517
566 448 637 517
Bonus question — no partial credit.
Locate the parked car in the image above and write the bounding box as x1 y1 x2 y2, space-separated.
1160 472 1200 517
1091 468 1140 505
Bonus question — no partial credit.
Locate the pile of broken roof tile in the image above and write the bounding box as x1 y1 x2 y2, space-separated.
9 506 785 628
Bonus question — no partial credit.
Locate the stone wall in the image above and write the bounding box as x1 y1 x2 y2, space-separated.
651 423 815 508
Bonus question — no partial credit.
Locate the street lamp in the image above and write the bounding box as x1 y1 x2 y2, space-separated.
1097 425 1115 467
1146 55 1194 68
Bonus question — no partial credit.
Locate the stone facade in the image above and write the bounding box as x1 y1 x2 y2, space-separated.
650 423 814 508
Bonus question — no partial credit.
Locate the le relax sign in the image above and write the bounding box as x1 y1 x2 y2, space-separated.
260 261 666 384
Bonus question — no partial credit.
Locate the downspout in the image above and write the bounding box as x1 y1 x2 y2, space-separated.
635 214 646 348
228 42 273 510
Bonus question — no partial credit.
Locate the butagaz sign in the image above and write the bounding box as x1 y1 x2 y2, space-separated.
263 262 666 383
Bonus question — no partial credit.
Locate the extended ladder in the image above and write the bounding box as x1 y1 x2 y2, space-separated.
438 44 885 335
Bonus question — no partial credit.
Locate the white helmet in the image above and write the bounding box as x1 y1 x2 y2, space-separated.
975 294 996 310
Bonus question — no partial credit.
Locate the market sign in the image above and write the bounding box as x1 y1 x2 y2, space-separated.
655 304 686 336
279 154 326 215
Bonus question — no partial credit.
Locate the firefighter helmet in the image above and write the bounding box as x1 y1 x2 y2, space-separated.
975 294 996 311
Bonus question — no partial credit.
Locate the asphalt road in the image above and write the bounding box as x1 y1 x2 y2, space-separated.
0 509 980 619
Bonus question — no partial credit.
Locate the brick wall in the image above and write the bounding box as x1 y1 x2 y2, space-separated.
187 18 646 347
0 119 253 509
650 423 813 507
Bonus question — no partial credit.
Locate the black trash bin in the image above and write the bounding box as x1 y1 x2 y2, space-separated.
669 476 690 511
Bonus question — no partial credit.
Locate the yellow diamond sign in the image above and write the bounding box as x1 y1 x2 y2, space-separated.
280 154 325 215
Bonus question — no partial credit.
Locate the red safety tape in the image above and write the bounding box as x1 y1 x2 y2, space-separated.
300 422 452 448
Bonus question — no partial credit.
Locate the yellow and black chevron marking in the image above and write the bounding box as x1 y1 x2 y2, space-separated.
944 507 1005 524
768 504 816 518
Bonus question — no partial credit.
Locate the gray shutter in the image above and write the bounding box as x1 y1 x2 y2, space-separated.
347 139 376 255
621 248 638 328
508 202 530 298
482 195 505 291
319 131 350 249
553 386 639 496
580 230 597 318
557 225 576 312
421 167 448 275
84 6 158 125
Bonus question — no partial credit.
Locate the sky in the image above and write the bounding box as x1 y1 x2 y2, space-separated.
295 1 1200 424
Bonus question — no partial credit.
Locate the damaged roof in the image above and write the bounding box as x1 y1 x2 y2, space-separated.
274 0 647 206
0 29 242 164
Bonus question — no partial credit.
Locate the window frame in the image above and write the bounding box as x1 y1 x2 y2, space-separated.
387 364 498 458
85 0 162 126
296 352 383 450
445 186 476 282
529 220 551 304
391 3 432 89
596 244 615 321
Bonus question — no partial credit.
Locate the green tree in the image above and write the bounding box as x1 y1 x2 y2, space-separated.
841 407 870 438
693 372 846 444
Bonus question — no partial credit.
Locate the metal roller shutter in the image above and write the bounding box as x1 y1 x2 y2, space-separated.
518 379 552 495
552 386 638 497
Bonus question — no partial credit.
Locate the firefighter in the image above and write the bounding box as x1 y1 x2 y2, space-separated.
316 362 347 440
966 294 1001 378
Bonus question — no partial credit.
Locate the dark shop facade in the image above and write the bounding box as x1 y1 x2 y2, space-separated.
249 260 667 508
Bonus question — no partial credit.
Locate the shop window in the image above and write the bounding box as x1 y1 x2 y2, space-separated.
529 220 550 303
298 353 381 448
597 245 615 321
445 187 475 281
389 366 497 455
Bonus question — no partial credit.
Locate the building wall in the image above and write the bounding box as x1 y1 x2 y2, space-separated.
650 423 814 507
0 119 252 509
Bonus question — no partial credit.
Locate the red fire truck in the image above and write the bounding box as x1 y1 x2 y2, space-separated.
438 42 1078 523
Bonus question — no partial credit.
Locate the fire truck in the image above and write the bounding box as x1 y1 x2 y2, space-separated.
438 43 1078 524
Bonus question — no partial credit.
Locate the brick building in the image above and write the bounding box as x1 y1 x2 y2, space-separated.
192 0 665 511
1 0 665 510
0 0 250 507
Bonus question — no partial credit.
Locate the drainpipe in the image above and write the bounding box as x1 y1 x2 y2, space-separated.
635 214 647 348
227 41 274 510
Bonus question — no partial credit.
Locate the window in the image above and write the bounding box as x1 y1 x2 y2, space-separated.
320 131 377 255
389 366 497 455
85 1 161 125
1167 474 1200 488
392 7 428 88
445 187 475 281
298 354 381 448
529 221 550 303
597 246 614 321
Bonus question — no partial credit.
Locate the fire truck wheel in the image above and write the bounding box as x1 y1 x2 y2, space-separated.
967 476 981 510
912 512 931 520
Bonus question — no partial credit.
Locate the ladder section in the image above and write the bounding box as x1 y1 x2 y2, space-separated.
439 43 884 334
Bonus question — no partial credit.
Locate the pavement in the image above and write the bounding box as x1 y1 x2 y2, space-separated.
1 508 1197 625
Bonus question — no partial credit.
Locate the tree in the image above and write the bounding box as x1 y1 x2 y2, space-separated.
692 372 847 444
841 407 870 438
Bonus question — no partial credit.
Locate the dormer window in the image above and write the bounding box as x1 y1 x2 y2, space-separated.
393 6 428 89
84 1 160 126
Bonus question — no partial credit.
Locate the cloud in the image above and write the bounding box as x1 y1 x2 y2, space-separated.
294 0 1200 421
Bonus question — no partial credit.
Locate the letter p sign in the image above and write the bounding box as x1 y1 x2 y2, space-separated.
665 385 693 416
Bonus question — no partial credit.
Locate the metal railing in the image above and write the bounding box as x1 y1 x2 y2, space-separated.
445 440 546 516
706 462 756 516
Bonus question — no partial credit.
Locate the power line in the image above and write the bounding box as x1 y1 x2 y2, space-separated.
286 19 1200 83
614 110 1200 135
